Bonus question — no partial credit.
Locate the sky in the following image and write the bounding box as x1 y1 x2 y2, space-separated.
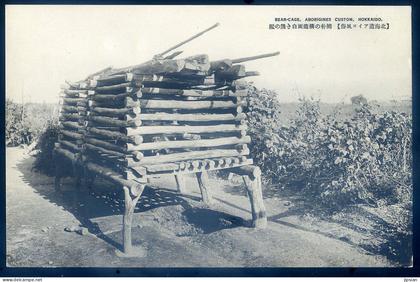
6 5 411 104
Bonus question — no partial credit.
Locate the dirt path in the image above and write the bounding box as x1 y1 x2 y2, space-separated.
6 147 390 267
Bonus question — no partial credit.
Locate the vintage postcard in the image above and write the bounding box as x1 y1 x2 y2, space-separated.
5 5 412 268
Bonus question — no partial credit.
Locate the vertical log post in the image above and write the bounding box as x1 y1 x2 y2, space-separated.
174 174 187 194
121 185 143 255
196 171 212 205
242 174 267 228
231 165 267 228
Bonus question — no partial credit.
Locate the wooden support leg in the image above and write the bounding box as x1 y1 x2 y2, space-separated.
242 174 267 228
175 174 187 194
196 171 212 205
119 185 146 256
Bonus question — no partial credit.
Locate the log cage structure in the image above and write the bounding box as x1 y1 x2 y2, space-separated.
54 23 279 255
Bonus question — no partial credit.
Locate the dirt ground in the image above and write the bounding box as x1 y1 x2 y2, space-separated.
6 147 393 267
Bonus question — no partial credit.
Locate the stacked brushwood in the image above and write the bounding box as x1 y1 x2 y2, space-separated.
56 54 261 188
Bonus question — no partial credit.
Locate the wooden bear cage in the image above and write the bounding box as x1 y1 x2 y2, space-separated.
53 23 279 255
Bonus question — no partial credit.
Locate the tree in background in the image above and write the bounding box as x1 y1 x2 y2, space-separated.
351 94 368 105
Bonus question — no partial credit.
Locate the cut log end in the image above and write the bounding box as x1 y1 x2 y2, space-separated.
232 165 261 180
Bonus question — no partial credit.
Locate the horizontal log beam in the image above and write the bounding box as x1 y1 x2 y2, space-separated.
87 127 143 144
59 139 80 151
137 112 245 122
141 87 248 97
62 97 87 104
54 147 79 162
145 159 254 176
90 106 140 117
134 74 214 86
126 136 250 151
85 162 147 189
231 165 261 180
61 105 80 113
94 82 139 93
87 97 139 108
130 148 249 166
61 121 83 130
139 99 245 110
90 73 134 87
88 115 141 127
60 129 83 140
84 143 126 158
85 137 125 153
126 124 246 136
90 92 131 102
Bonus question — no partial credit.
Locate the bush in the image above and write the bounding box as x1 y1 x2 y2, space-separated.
32 120 62 176
246 87 412 264
246 86 412 211
246 84 284 184
6 99 58 146
6 99 33 146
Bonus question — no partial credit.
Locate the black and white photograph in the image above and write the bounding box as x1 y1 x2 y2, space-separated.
5 5 412 268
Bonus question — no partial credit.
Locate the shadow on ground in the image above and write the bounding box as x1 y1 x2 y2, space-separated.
16 156 243 253
222 177 411 266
